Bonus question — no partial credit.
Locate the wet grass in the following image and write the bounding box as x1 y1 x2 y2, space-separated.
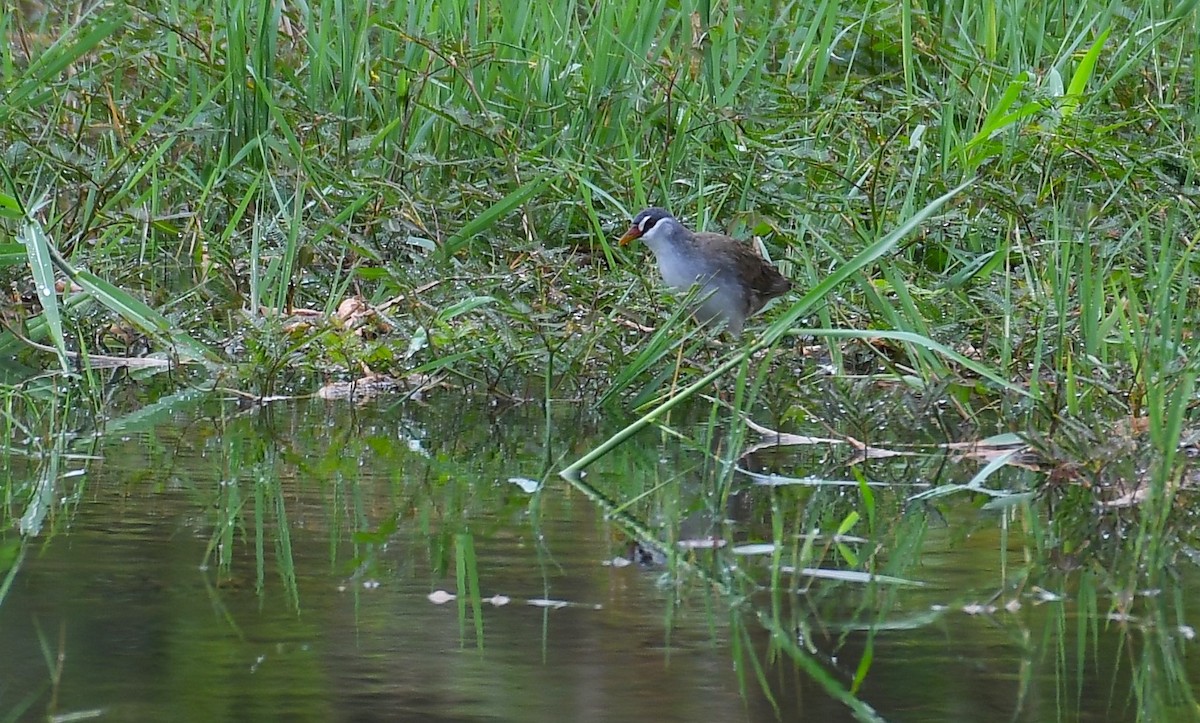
2 0 1192 402
2 0 1200 719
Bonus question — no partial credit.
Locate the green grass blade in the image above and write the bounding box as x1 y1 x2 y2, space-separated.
439 175 551 258
1061 27 1111 120
0 244 26 267
68 267 221 364
19 219 69 372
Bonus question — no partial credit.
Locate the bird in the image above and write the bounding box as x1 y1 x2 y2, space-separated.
618 207 791 337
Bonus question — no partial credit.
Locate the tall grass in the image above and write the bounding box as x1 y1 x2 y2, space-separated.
2 0 1200 718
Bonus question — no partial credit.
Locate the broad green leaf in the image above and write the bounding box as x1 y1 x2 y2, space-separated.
1062 27 1111 120
436 295 496 322
0 243 28 267
0 193 23 220
19 221 69 372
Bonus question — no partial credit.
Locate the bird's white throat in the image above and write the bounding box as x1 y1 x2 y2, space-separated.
639 216 674 246
640 220 706 289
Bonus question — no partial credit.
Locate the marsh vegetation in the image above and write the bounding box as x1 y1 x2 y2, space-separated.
2 0 1199 720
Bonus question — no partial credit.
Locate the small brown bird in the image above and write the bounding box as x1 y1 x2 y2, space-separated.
619 207 791 337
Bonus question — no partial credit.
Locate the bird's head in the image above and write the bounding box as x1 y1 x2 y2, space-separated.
618 207 677 246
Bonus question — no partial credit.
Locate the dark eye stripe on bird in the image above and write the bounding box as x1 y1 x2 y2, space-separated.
618 207 790 338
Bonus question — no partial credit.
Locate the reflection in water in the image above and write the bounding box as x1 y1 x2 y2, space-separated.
0 394 1194 722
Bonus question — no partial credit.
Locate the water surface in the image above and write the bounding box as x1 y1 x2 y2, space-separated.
1 393 1194 721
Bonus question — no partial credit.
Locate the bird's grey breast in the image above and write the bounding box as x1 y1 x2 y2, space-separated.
644 237 712 290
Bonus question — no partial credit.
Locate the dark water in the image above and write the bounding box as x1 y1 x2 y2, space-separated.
0 393 1195 722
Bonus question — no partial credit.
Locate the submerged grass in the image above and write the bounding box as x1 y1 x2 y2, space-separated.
2 0 1200 719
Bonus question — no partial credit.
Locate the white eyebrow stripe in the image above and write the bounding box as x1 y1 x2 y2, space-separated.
639 215 652 232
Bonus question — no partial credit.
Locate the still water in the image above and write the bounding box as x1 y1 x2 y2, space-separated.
0 392 1195 722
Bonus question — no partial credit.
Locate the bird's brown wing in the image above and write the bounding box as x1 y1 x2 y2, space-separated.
693 232 792 315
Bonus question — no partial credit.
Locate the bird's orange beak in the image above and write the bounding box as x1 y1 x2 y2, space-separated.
618 226 641 246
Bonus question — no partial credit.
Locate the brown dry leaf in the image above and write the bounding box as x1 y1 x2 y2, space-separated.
260 305 322 318
281 318 314 335
1099 485 1151 508
334 296 392 337
614 317 656 334
1125 416 1151 436
335 296 368 322
101 322 138 347
843 447 915 466
955 342 983 361
939 438 1040 469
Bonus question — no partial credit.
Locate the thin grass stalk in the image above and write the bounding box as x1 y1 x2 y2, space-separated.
455 532 485 649
271 183 306 312
270 465 300 609
807 0 842 100
221 0 253 152
900 0 914 96
255 463 266 592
